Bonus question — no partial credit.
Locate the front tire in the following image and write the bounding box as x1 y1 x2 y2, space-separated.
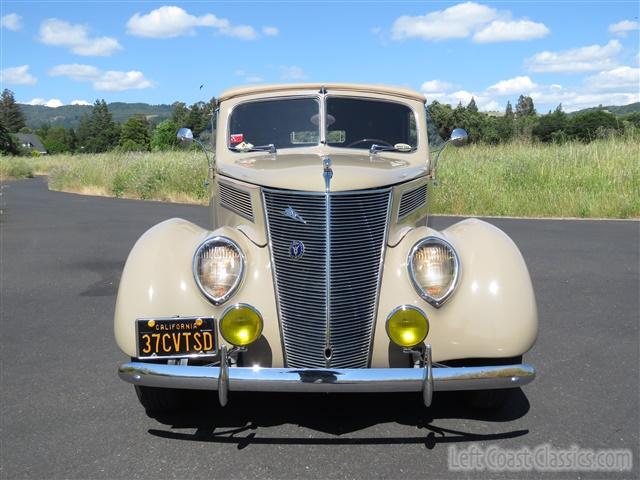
134 386 190 417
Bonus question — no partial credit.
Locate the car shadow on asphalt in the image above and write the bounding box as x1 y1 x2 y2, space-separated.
147 389 530 449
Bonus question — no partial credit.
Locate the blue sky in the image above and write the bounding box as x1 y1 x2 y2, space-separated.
1 1 638 112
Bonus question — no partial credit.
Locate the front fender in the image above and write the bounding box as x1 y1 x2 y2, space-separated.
113 218 281 364
372 218 538 365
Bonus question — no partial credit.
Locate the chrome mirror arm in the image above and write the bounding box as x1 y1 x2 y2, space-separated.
177 127 215 181
429 128 468 184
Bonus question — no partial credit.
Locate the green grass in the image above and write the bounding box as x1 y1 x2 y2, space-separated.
3 137 639 218
431 137 639 218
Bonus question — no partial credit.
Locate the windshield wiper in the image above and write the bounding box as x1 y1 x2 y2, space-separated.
370 143 414 154
233 143 277 153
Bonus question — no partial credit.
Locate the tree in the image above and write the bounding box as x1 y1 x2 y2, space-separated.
427 100 455 141
467 97 478 114
42 126 73 154
119 115 151 151
0 89 26 132
150 119 180 151
533 104 568 142
76 100 120 152
568 110 618 141
515 95 536 118
505 101 514 120
171 102 189 129
0 119 18 154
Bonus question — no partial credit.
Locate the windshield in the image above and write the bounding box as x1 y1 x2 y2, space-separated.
227 96 418 151
425 105 446 151
228 97 319 149
326 97 417 150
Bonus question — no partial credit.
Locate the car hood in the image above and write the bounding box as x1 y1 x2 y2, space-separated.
216 150 429 192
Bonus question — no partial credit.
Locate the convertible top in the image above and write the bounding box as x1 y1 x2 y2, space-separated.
218 83 426 102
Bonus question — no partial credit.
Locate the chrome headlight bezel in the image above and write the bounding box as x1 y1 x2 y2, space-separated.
192 236 245 305
408 236 460 308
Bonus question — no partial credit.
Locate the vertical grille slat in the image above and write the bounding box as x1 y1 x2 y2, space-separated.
219 182 254 220
398 184 427 219
264 188 390 369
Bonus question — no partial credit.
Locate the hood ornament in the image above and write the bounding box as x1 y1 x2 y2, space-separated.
323 156 333 193
283 206 306 224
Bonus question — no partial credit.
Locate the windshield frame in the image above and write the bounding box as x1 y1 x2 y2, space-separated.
225 93 421 153
226 94 322 151
324 94 420 152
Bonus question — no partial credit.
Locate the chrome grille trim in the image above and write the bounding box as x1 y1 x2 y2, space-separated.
263 187 391 369
219 182 254 221
398 183 427 219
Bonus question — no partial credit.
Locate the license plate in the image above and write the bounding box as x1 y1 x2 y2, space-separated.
136 317 216 358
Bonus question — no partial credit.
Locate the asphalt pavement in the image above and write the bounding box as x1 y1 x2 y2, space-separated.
1 177 638 479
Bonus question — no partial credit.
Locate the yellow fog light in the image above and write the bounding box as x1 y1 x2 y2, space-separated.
386 305 429 348
220 304 263 347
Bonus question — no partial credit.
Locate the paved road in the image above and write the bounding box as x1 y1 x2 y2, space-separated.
1 178 638 479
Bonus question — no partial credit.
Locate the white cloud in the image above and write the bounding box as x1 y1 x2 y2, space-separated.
392 2 497 41
126 5 256 40
424 89 500 111
0 65 37 85
71 100 92 106
235 69 264 83
49 64 154 92
527 40 622 73
49 64 100 81
1 13 22 31
93 71 154 92
487 76 537 95
473 20 549 43
26 98 63 108
421 80 454 93
584 66 640 91
391 2 549 43
262 26 279 36
529 87 639 111
280 65 306 80
39 18 122 56
609 20 639 37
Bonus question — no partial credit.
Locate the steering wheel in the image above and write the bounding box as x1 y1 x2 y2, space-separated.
345 138 393 148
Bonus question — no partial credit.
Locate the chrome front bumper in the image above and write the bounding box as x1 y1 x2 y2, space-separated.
119 346 536 407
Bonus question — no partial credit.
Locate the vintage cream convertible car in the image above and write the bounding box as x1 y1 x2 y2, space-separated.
116 83 537 416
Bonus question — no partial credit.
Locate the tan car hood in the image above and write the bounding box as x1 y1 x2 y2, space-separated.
217 151 428 192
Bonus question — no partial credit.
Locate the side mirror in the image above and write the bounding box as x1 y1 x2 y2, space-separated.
449 128 468 147
176 128 194 146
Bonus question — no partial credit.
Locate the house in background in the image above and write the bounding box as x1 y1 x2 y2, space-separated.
15 133 47 154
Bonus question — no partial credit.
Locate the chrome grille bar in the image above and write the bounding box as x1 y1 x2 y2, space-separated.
263 187 391 368
398 184 427 219
219 182 254 221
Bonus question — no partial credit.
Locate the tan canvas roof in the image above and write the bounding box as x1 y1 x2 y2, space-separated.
218 83 426 102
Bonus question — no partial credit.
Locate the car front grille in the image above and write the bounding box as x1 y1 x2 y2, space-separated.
263 188 391 368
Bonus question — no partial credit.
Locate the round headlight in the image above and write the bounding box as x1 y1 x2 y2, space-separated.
193 236 244 305
220 304 263 346
408 237 459 307
386 305 429 348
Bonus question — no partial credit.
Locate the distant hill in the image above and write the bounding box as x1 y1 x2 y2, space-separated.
569 102 640 116
19 102 173 129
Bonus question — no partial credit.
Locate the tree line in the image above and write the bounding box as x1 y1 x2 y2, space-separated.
0 89 216 155
428 95 640 145
1 88 639 156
